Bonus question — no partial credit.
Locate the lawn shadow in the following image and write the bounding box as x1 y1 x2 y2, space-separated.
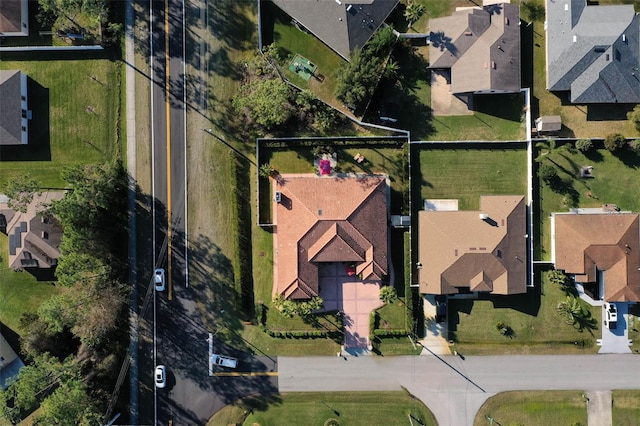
587 104 635 121
612 149 640 168
489 285 541 316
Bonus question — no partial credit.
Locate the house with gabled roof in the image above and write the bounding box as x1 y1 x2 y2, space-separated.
272 173 388 300
0 0 28 37
268 0 399 60
545 0 640 103
552 210 640 302
0 192 64 270
0 70 30 145
418 195 527 295
428 2 521 94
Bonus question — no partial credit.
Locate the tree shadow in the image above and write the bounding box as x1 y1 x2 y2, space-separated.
612 149 640 168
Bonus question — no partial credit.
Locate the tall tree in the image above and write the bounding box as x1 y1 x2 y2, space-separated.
3 174 42 213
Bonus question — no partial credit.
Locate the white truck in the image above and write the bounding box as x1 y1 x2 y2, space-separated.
211 354 238 369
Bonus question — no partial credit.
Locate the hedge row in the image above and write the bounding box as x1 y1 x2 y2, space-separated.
265 329 328 339
372 329 407 337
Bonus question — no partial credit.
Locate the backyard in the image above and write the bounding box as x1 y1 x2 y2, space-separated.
474 391 588 426
0 55 124 188
450 270 601 355
208 391 437 426
414 144 529 211
534 142 640 260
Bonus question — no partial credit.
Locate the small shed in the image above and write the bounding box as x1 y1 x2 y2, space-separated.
535 115 562 133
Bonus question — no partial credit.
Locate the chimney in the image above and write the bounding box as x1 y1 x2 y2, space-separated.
479 213 489 220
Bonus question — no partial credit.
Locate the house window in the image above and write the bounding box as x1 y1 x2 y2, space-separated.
21 95 25 101
21 126 26 132
21 110 27 118
42 231 49 239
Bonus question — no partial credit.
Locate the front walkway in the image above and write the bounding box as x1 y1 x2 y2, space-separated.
587 390 612 426
319 263 382 353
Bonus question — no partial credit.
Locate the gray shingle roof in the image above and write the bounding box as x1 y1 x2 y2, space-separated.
428 3 521 93
0 70 22 146
269 0 399 60
546 0 640 103
0 0 23 33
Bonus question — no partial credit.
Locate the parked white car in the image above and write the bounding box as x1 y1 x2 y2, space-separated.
211 354 238 369
154 268 165 292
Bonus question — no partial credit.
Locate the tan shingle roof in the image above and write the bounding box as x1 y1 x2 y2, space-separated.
429 3 521 93
273 174 388 299
553 212 640 302
418 195 527 295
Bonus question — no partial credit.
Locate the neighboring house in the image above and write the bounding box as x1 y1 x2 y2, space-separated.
0 0 28 36
0 70 30 145
428 3 521 94
267 0 399 61
0 192 65 270
545 0 640 103
418 195 527 295
272 173 388 299
552 210 640 302
0 330 24 390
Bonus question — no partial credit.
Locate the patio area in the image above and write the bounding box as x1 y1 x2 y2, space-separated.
319 263 383 352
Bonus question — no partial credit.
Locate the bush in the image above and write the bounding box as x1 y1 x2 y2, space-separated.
627 104 640 132
604 133 626 152
324 419 340 426
379 286 397 304
632 139 640 152
372 329 407 337
575 138 592 152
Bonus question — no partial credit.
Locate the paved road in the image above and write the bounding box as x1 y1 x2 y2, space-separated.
278 354 640 425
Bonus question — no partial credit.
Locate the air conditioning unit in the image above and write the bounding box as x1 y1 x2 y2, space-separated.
275 191 282 203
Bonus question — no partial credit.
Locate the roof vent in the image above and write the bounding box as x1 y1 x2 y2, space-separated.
573 35 577 43
564 3 568 11
318 209 323 216
623 34 627 42
275 191 282 203
505 17 509 25
479 213 489 220
335 0 342 4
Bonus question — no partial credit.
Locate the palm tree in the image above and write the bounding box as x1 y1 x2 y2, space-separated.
557 296 583 325
404 1 427 30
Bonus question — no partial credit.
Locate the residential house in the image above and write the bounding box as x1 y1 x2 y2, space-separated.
0 70 31 145
0 192 65 270
267 0 399 60
428 3 521 94
418 195 527 295
0 0 28 36
272 173 388 299
545 0 640 103
552 210 640 302
0 330 24 390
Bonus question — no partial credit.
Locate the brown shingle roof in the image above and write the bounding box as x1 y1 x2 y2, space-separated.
273 174 388 299
429 3 521 93
418 195 527 295
553 212 640 302
0 0 23 34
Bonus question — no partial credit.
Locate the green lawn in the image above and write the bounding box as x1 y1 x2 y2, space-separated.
0 234 62 334
415 145 528 211
209 392 437 426
535 145 640 260
450 270 600 355
612 390 640 426
475 391 588 426
628 304 640 354
0 56 123 188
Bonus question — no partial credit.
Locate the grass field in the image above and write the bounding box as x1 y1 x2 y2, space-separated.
475 391 588 426
209 392 437 426
0 56 123 188
415 144 528 211
450 270 600 355
535 144 640 260
612 390 640 426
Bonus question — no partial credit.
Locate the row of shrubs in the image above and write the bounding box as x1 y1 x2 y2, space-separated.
372 329 408 337
263 328 329 339
571 136 640 153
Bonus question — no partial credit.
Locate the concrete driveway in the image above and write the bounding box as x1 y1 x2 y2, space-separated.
599 303 632 354
319 263 382 352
